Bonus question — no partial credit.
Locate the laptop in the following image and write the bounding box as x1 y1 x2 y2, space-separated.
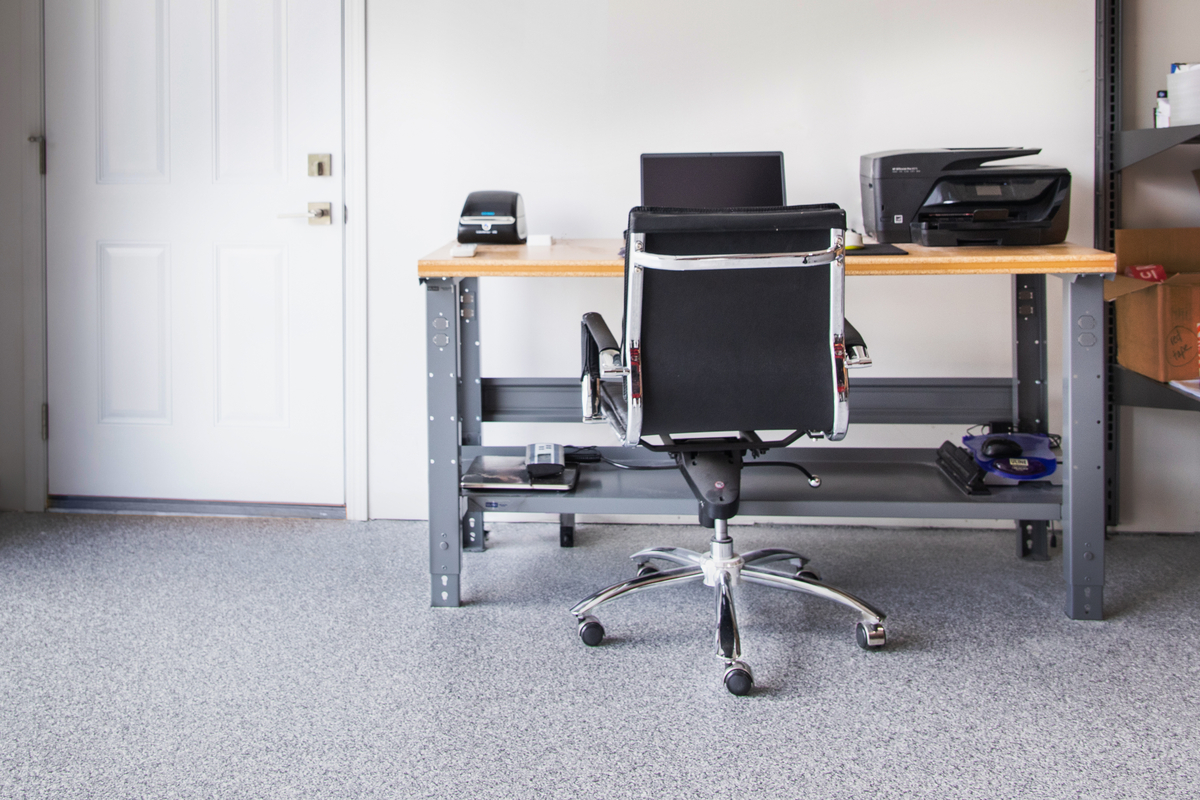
640 151 786 208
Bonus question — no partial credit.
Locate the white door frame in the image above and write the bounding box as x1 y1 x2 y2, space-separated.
20 0 370 520
342 0 368 520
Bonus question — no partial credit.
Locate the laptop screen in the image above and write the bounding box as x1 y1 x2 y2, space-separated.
640 152 786 208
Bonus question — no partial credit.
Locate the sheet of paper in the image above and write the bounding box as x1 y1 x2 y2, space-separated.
1168 379 1200 400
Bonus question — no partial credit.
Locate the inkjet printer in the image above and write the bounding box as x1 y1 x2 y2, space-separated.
860 148 1070 246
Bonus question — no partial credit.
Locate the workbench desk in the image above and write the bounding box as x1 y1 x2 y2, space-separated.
419 240 1115 618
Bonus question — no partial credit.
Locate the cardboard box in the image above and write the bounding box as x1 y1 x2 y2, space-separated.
1108 228 1200 382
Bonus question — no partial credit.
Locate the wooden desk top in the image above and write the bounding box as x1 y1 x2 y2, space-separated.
418 239 1116 278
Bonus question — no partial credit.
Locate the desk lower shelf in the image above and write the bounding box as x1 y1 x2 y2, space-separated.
461 447 1061 520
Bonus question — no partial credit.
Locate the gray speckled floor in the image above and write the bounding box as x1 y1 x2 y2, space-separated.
2 511 1199 799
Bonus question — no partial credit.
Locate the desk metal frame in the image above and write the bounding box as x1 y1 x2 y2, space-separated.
422 242 1112 620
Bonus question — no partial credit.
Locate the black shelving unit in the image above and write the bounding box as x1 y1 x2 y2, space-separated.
1096 0 1121 527
1097 0 1200 526
1113 365 1200 412
1116 124 1200 170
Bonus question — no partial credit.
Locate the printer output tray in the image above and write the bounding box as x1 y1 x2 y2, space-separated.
910 221 1066 247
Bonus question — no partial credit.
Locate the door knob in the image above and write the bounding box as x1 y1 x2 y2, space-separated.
277 202 333 225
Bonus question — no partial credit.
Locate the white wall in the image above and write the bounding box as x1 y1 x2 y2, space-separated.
365 0 1097 520
1115 0 1200 532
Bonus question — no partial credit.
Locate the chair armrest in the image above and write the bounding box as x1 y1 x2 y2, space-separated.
582 312 623 378
844 318 872 369
583 312 619 354
581 312 628 427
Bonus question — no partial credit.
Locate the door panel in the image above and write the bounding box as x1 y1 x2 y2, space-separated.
46 0 344 506
96 0 169 183
213 0 286 182
96 242 171 423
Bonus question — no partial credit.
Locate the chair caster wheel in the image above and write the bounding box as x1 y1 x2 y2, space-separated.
856 621 886 650
635 562 659 578
796 569 821 582
723 662 754 696
577 615 605 647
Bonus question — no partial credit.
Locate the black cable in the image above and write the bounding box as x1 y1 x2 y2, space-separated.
563 445 602 463
600 456 676 471
744 460 821 487
569 445 820 477
564 445 675 470
969 425 1062 449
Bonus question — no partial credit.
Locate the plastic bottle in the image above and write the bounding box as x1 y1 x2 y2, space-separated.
1155 90 1171 128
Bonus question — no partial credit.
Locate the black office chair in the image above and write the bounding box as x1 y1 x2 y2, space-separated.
572 204 887 695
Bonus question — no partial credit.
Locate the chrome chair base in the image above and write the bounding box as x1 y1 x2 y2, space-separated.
571 520 887 695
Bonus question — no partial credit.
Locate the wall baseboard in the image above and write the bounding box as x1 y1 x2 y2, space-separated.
48 496 347 520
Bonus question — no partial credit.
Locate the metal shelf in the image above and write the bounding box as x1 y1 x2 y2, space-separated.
481 377 1014 426
461 446 1062 521
1113 364 1200 412
1115 124 1200 171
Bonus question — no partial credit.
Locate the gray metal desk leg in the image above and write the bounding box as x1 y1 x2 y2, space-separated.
1062 273 1106 620
427 277 464 607
1014 274 1051 560
458 278 486 552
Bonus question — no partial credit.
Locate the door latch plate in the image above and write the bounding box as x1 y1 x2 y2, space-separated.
308 154 332 177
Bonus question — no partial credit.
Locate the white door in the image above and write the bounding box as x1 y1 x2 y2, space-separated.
45 0 345 508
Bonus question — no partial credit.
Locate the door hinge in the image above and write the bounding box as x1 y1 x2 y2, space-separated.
28 135 46 175
41 403 49 441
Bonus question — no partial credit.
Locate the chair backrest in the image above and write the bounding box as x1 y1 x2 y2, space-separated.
621 205 848 444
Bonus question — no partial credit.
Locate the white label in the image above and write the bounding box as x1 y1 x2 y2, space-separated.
893 214 903 224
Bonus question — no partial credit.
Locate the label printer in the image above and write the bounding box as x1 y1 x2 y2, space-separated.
860 148 1070 246
457 190 527 245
